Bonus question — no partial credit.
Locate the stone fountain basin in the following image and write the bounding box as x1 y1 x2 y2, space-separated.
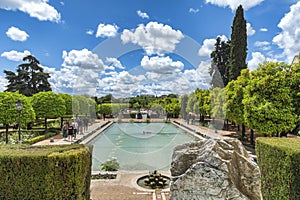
137 174 170 190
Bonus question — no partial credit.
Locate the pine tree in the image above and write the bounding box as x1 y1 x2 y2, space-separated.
4 55 52 96
229 5 247 81
210 37 231 88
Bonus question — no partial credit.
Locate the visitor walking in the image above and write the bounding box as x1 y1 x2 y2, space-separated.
72 120 78 140
83 117 88 132
67 125 74 142
62 121 68 141
77 118 83 135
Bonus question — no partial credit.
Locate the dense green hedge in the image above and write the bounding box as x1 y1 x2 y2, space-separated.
22 132 57 145
0 144 92 200
256 138 300 200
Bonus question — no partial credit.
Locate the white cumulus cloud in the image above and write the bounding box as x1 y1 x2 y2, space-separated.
62 48 106 70
205 0 264 10
137 10 149 19
254 41 271 51
96 23 119 38
1 50 31 61
48 49 107 94
0 0 61 22
121 21 184 56
105 57 125 69
189 8 199 13
0 76 8 92
141 56 184 74
272 1 300 63
6 26 29 41
260 28 268 32
198 35 228 57
86 29 94 35
247 23 255 36
248 52 266 70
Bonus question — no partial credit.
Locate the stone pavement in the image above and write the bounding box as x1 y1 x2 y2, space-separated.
172 118 235 139
91 171 170 200
32 120 112 146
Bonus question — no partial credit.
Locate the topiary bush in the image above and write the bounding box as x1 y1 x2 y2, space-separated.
101 158 120 171
256 138 300 200
0 144 92 200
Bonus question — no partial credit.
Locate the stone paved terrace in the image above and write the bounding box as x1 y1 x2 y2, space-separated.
32 119 112 146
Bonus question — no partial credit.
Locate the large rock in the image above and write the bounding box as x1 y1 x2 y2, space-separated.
170 138 262 200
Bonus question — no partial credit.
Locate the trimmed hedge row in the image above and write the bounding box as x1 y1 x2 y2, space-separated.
0 144 92 200
23 132 57 145
256 138 300 200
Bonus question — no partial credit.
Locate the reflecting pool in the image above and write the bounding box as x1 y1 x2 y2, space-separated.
89 122 197 171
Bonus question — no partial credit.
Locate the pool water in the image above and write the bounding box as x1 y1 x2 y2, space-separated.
89 123 196 171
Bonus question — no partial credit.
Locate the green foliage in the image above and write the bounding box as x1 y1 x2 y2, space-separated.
0 92 35 126
243 62 297 136
210 87 226 120
73 95 90 115
186 92 197 114
225 69 249 125
179 94 188 119
101 158 120 171
23 132 57 145
129 113 136 118
31 91 66 119
256 138 300 200
195 89 211 118
4 55 52 96
210 37 231 87
98 103 113 116
230 5 247 81
58 93 73 115
0 144 92 200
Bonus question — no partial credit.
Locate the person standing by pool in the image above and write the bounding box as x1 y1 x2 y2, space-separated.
72 120 78 140
83 117 88 132
62 121 68 141
68 125 74 142
77 118 83 135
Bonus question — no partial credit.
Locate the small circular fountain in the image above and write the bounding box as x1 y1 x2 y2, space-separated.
137 170 170 190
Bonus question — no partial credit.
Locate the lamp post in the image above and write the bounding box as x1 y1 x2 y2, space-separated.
16 99 23 143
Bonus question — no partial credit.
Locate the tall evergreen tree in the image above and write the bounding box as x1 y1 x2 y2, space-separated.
210 37 231 88
229 5 247 81
4 55 52 96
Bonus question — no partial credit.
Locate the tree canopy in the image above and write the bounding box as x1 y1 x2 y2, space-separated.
243 62 297 136
0 92 35 126
4 55 52 96
210 37 231 87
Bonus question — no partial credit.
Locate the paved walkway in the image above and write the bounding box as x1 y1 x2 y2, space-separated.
32 120 112 146
172 118 235 139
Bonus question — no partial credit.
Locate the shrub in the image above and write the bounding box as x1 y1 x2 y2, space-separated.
0 144 92 200
256 138 300 200
130 113 136 119
23 132 57 145
101 158 120 171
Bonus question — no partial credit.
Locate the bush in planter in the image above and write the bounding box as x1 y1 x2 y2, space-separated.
101 158 120 171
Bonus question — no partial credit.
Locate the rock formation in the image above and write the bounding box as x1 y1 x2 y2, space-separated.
170 138 262 200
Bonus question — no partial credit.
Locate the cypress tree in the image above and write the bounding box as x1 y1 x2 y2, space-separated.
229 5 247 81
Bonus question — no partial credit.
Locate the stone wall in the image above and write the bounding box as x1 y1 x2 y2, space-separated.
170 138 262 200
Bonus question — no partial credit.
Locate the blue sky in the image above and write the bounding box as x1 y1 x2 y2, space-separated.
0 0 299 98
